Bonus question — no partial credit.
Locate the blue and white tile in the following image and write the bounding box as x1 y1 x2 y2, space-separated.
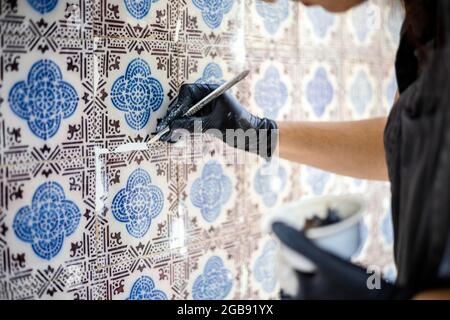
245 235 279 299
243 59 298 121
342 0 381 52
0 159 98 292
299 4 341 49
93 0 182 41
94 148 181 268
96 252 185 300
93 38 180 150
0 0 94 39
187 248 240 299
180 154 242 245
178 0 245 47
245 0 298 48
178 49 245 89
248 158 291 212
300 60 339 120
0 36 95 165
342 61 379 120
299 165 340 197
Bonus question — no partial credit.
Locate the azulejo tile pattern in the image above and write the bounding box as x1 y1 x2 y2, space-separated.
13 181 81 260
110 58 164 130
255 66 288 119
190 160 232 223
192 0 235 30
111 168 164 238
128 275 167 300
9 59 79 140
192 255 233 300
0 0 402 299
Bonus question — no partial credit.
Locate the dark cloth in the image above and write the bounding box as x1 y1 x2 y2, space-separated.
384 0 450 291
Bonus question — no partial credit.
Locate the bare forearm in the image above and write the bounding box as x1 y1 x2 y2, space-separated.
277 118 388 181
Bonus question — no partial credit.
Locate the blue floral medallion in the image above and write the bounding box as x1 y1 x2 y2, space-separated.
191 160 231 223
351 4 370 43
111 58 164 130
255 66 288 119
112 169 164 238
192 0 234 29
305 166 330 195
306 6 334 38
255 0 289 35
253 240 277 293
13 182 81 260
27 0 58 14
192 256 233 300
128 276 167 300
350 70 373 115
124 0 159 19
306 67 333 117
196 63 225 85
253 162 286 207
8 60 79 140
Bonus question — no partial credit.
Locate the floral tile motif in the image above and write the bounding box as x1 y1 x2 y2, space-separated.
190 160 232 223
93 38 180 149
300 59 339 120
300 165 339 197
192 255 233 300
245 0 298 48
13 181 82 260
0 37 96 165
94 148 179 268
127 275 168 300
342 61 380 120
177 0 245 47
0 159 99 299
252 239 278 294
243 58 299 122
8 59 79 141
299 5 341 48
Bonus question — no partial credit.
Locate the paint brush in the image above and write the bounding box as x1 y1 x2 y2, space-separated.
148 69 250 145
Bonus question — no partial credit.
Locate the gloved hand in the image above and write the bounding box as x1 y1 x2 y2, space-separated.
156 83 278 159
271 222 414 300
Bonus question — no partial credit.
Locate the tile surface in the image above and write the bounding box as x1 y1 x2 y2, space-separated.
0 0 402 299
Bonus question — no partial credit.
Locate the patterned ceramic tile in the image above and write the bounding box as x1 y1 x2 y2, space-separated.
92 38 181 150
93 0 182 41
341 0 382 58
176 0 245 48
0 159 99 299
300 58 340 120
0 0 94 39
243 235 279 300
94 146 181 268
0 36 96 165
341 59 381 120
299 5 342 49
245 0 299 48
243 58 299 122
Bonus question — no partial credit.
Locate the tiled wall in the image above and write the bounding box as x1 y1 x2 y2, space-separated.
0 0 401 299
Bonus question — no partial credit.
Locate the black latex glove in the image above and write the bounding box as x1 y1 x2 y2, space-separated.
272 222 414 300
157 84 278 159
